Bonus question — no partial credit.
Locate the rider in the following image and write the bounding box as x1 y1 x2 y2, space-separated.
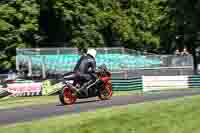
63 48 97 96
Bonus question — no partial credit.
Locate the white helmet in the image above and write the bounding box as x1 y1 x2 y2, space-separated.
87 48 97 58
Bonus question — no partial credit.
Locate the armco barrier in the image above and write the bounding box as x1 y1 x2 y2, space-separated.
2 75 200 98
142 76 189 91
188 75 200 88
36 75 200 95
112 77 143 91
41 77 143 96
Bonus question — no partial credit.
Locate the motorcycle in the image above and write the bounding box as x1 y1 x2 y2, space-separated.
59 64 113 105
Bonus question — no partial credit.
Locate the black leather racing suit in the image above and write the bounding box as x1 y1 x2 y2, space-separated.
63 54 97 85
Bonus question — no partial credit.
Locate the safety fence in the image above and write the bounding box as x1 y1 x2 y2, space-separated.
16 47 193 79
1 75 200 98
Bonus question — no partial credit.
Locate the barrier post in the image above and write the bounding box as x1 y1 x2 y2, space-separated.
28 56 32 77
16 48 20 72
42 56 46 79
57 48 60 55
16 56 20 72
124 69 128 79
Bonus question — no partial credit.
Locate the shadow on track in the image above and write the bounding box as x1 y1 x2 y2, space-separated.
56 99 100 106
75 99 100 104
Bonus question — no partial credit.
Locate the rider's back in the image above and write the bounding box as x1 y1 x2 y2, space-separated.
73 54 96 74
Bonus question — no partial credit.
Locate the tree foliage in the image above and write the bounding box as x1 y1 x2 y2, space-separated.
169 0 200 74
40 0 168 51
0 0 39 69
0 0 170 70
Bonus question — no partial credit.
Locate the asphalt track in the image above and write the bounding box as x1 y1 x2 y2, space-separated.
1 89 200 126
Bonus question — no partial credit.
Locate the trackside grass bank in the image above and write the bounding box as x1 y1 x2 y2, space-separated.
1 95 200 133
0 96 58 109
0 91 141 109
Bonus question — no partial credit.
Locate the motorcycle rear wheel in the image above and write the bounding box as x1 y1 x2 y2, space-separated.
59 86 77 105
98 81 113 100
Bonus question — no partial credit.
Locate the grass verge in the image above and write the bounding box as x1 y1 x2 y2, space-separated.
0 96 59 109
1 95 200 133
0 91 139 109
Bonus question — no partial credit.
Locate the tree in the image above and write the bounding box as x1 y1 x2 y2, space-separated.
51 0 168 51
119 0 168 52
169 0 200 74
0 0 39 69
0 0 171 70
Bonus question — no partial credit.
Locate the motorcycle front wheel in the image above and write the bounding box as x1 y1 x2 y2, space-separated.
59 86 77 105
98 81 113 100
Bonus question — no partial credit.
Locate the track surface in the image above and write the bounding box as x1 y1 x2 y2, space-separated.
1 89 200 126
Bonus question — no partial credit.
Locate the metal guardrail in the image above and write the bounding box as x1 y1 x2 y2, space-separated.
0 74 9 80
1 75 200 98
188 75 200 88
112 77 143 91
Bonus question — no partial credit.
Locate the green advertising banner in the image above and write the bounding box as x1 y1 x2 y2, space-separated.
42 80 64 96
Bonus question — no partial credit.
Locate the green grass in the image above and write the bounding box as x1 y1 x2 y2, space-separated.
0 91 139 109
0 96 59 109
113 90 143 96
1 95 200 133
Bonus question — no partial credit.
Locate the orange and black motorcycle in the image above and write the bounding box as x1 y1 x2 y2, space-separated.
59 65 112 105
